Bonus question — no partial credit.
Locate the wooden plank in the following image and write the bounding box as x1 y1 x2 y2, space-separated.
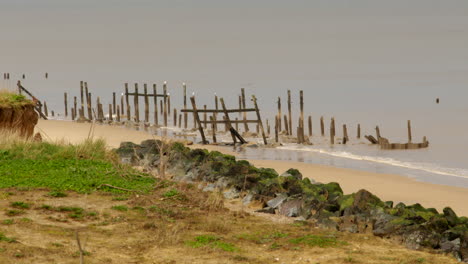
210 116 217 143
230 127 247 144
203 105 207 129
125 83 131 121
153 84 158 125
288 90 292 136
144 84 149 123
190 96 207 144
343 124 349 144
134 83 140 123
241 88 249 132
64 93 68 117
88 92 92 121
173 108 177 127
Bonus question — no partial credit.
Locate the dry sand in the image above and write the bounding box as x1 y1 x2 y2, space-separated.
36 120 468 216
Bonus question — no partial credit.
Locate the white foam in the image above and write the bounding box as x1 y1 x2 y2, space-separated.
277 145 468 179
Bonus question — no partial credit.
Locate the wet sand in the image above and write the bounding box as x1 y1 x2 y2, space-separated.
36 120 468 216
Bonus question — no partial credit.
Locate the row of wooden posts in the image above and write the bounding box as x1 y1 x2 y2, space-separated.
36 80 425 148
3 73 48 80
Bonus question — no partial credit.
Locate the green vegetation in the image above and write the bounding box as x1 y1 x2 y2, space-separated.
1 220 14 225
0 139 155 194
186 235 238 252
10 201 30 209
162 189 180 198
47 191 68 198
0 233 16 243
288 234 346 248
111 205 128 212
0 90 32 108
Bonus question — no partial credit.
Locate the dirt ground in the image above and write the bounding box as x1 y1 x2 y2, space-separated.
0 185 460 264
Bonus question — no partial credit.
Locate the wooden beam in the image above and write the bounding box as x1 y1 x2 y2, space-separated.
190 97 207 144
252 95 268 145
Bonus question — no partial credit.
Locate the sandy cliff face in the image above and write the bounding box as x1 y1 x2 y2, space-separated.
0 105 38 138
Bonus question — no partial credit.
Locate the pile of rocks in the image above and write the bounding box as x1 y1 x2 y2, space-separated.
116 140 468 262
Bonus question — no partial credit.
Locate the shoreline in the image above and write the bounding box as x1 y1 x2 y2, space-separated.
35 120 468 216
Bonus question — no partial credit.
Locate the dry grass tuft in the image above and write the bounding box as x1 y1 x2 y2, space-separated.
202 191 225 212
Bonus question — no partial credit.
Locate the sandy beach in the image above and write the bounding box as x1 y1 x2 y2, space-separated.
36 119 468 216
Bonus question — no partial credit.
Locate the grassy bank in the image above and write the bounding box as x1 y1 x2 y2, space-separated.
0 135 155 193
0 90 33 108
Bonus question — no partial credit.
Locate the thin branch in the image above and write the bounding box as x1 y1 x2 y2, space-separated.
75 230 84 264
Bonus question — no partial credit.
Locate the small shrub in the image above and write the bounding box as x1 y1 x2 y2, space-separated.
1 219 14 225
163 189 180 198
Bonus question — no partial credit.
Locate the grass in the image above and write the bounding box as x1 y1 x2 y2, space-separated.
0 90 33 108
111 205 128 212
0 137 156 194
185 235 238 252
10 201 30 209
0 233 16 243
288 234 347 248
47 191 67 198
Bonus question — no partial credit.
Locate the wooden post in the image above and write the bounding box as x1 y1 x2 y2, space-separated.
163 82 168 127
220 98 237 144
407 120 412 143
134 83 140 123
85 82 92 120
183 83 187 129
252 95 268 145
125 83 131 121
116 105 121 122
144 84 149 123
357 124 361 139
96 97 102 122
80 81 84 119
120 95 124 115
330 118 335 144
203 105 207 129
178 114 182 128
210 116 217 143
241 88 249 132
266 119 270 136
51 111 55 117
168 95 171 115
44 101 49 117
214 95 219 132
238 95 242 118
288 90 292 136
343 124 349 144
235 118 239 131
284 115 289 135
71 107 75 121
320 116 325 136
277 97 282 131
64 92 68 117
376 126 381 143
108 104 113 122
112 92 116 114
73 96 77 120
308 116 312 137
153 84 158 125
88 92 92 120
160 99 163 115
190 96 207 144
300 90 304 139
275 116 279 143
173 108 177 126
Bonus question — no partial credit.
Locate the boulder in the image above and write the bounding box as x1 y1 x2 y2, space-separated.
278 198 303 217
280 168 303 180
443 207 459 227
266 193 288 209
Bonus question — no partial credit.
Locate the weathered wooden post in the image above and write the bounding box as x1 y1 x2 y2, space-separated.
134 83 140 123
153 84 158 125
44 101 49 117
300 90 304 139
275 116 279 143
96 97 101 122
190 96 207 144
357 124 361 139
284 115 289 135
210 116 217 143
73 96 77 120
85 82 92 120
183 83 187 129
252 95 268 145
64 92 68 117
173 108 177 127
116 105 121 122
112 92 116 114
407 120 412 143
288 90 292 136
235 118 239 131
120 95 124 115
308 116 312 137
144 84 149 123
241 88 249 132
343 124 349 144
125 83 131 121
80 81 84 119
238 95 242 118
266 119 270 135
277 97 282 131
220 98 237 144
330 118 335 144
163 82 168 127
178 114 182 128
108 104 113 122
88 93 92 120
51 111 55 117
203 105 207 129
320 116 325 136
71 107 75 121
214 95 219 132
376 126 381 143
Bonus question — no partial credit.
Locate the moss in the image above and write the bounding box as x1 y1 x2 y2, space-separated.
338 194 355 211
0 91 34 108
390 218 414 226
415 211 436 221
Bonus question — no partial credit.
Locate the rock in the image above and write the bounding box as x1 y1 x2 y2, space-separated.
280 168 303 180
33 132 42 142
115 141 140 164
344 189 384 215
256 207 275 214
384 201 393 208
440 238 461 252
223 188 240 199
202 184 216 192
214 177 231 189
279 198 302 217
242 193 254 206
443 207 459 227
266 193 288 209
